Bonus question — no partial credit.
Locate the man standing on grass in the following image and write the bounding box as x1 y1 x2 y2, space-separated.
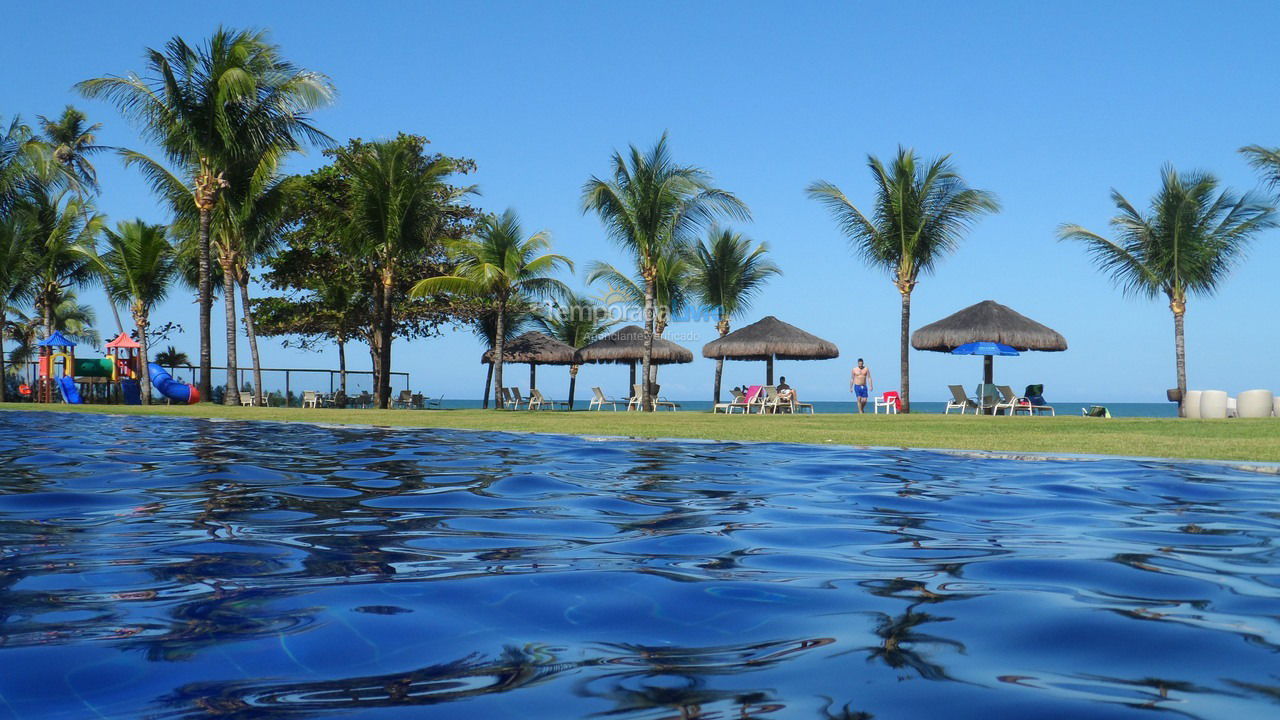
850 358 873 413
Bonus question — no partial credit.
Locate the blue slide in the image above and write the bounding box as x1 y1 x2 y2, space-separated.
57 375 83 404
120 378 142 405
147 363 199 404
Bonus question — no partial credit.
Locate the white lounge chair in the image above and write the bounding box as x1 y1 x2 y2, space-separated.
945 385 979 414
588 386 619 411
302 390 320 409
528 388 567 411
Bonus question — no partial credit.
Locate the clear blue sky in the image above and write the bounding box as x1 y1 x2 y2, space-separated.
6 1 1279 402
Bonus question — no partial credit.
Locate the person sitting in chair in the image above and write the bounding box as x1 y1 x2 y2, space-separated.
776 376 798 411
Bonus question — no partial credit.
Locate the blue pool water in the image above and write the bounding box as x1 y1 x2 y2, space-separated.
0 411 1277 719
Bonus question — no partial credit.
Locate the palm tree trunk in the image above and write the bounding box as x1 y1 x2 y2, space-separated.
0 303 7 403
238 277 263 405
568 364 579 410
377 273 395 410
369 280 384 406
641 274 656 412
1173 304 1187 418
482 361 493 409
198 208 212 403
493 306 506 409
134 308 152 405
899 288 911 413
220 258 240 406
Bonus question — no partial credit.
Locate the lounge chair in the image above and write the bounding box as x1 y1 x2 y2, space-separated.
426 394 443 409
714 388 751 414
627 383 679 411
994 385 1021 415
302 390 320 409
528 388 567 411
1022 384 1055 416
874 391 900 414
410 393 425 409
740 385 765 413
508 387 529 410
589 386 619 411
353 391 372 408
393 389 413 409
976 384 1003 414
1082 405 1111 418
945 385 979 414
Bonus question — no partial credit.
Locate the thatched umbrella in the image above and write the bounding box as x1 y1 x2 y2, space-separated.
702 315 839 385
576 324 693 395
480 331 576 390
911 300 1067 385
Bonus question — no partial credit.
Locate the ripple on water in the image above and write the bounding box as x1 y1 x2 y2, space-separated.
1 409 1278 720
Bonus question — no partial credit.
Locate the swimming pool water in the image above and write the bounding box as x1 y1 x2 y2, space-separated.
0 411 1277 719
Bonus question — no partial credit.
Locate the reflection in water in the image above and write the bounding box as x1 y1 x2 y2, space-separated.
1 412 1279 719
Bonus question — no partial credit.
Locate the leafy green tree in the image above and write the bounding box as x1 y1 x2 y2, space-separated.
6 289 99 366
36 106 109 194
412 209 572 408
91 220 179 403
536 293 617 410
582 134 748 410
686 227 781 404
252 137 478 403
79 26 335 401
808 148 999 412
1059 166 1274 415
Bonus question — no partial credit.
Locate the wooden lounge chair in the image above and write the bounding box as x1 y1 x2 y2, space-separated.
589 386 619 411
945 385 979 414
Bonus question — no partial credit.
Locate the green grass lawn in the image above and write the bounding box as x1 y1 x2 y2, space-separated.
4 401 1278 463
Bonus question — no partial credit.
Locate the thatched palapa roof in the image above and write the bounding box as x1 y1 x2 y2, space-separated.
480 331 576 365
575 325 694 364
911 300 1067 352
702 316 839 361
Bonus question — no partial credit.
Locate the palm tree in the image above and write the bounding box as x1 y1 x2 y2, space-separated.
537 293 617 410
155 345 191 369
78 26 335 402
411 209 572 409
585 246 692 337
37 106 109 194
347 138 469 409
582 133 749 411
7 290 100 367
808 148 999 412
686 227 781 404
1058 165 1274 415
0 207 36 401
472 302 532 409
26 185 105 337
1241 145 1280 198
90 220 179 403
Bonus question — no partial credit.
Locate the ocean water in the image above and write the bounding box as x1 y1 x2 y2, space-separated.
437 398 1179 417
0 410 1275 719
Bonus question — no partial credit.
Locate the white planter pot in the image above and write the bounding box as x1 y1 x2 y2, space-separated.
1199 390 1229 420
1183 390 1202 419
1237 389 1274 418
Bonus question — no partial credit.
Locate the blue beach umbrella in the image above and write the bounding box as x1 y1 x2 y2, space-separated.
950 342 1019 357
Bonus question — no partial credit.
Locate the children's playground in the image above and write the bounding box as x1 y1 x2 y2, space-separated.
27 331 198 405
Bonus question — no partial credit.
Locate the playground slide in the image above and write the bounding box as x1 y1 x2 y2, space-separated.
57 375 83 404
147 363 200 404
120 378 142 406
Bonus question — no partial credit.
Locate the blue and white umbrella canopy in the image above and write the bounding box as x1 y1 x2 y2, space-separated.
950 341 1019 357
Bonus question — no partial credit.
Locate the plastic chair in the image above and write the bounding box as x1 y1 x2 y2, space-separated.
874 391 900 414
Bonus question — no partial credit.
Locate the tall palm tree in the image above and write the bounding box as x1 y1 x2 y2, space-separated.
36 106 110 194
586 246 692 337
537 293 617 410
7 289 100 367
91 220 179 403
347 138 468 409
808 148 999 412
1058 166 1274 415
1241 144 1280 199
472 302 532 409
0 207 36 401
686 227 781 404
582 133 749 411
78 26 335 401
411 209 572 409
26 186 105 336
